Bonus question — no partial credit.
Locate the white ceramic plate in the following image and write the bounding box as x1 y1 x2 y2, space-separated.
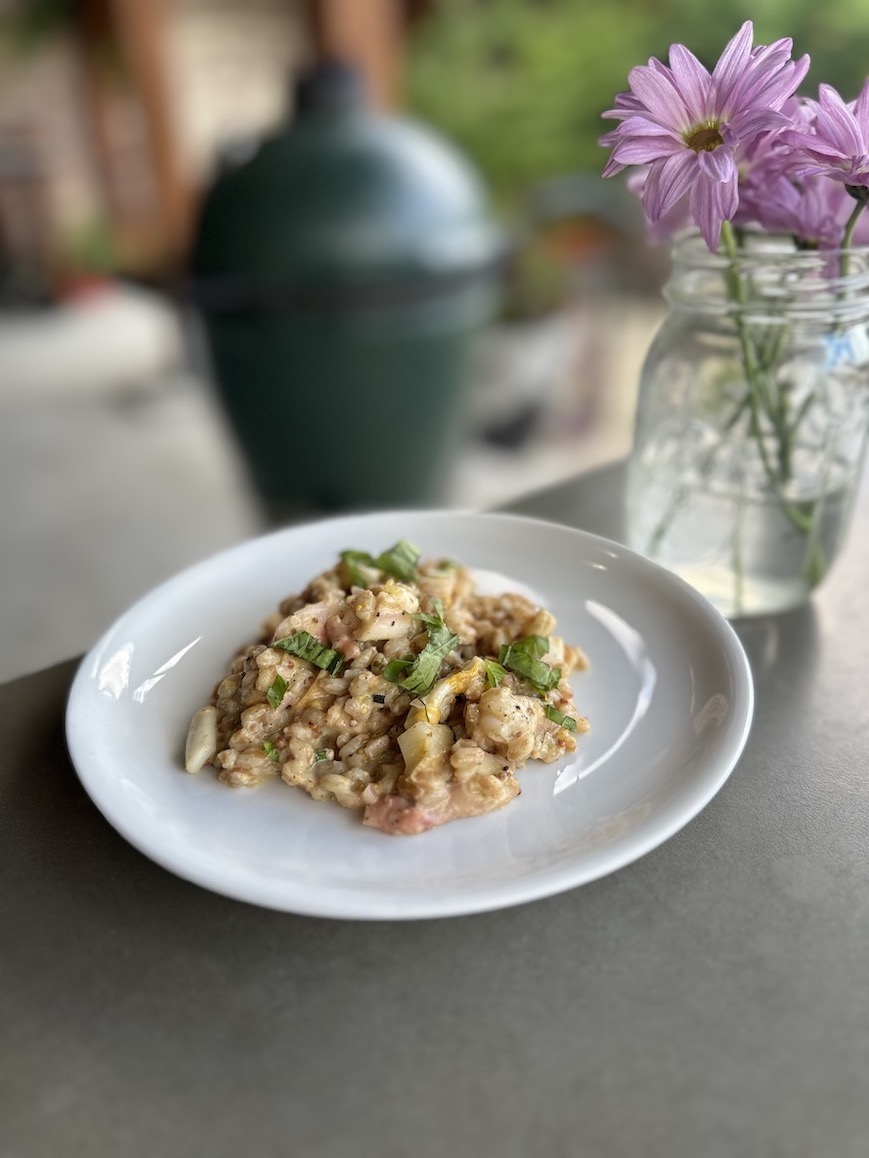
66 510 753 920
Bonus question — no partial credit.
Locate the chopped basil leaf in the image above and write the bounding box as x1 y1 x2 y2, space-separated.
272 631 343 674
266 673 288 710
339 541 420 586
263 740 281 763
340 549 376 588
512 635 549 659
414 597 448 631
543 704 577 732
375 540 420 582
483 659 507 688
383 657 414 683
499 637 561 695
399 638 457 695
372 693 386 704
384 602 459 695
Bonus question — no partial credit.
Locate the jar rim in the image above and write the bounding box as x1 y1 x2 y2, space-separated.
665 230 869 322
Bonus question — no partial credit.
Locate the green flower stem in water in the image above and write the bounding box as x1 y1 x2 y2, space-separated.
721 213 869 594
720 222 816 538
839 197 867 279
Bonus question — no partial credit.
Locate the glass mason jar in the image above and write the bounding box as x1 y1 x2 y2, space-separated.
626 234 869 617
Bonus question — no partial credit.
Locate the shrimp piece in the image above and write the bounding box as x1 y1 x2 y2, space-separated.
349 580 419 641
466 685 577 763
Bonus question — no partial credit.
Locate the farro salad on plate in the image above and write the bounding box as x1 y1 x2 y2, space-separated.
184 541 589 835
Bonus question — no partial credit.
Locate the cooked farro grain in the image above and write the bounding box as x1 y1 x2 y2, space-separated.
184 542 589 835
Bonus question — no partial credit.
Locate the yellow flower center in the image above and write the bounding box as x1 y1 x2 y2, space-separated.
684 125 725 153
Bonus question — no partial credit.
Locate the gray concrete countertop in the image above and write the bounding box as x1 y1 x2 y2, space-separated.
2 461 868 1158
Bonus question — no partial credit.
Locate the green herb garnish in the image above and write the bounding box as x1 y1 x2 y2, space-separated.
384 600 460 696
272 631 343 674
314 748 330 762
543 704 577 732
498 636 561 695
383 657 414 683
340 549 376 588
483 659 508 688
263 740 281 763
376 540 420 582
266 673 288 709
413 598 448 631
339 540 421 587
515 635 549 658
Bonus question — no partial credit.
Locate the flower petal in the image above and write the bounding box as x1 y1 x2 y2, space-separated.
667 45 711 123
697 146 735 183
722 46 807 121
780 128 848 166
725 106 790 145
854 78 869 137
711 21 754 108
643 152 697 220
601 91 646 121
690 171 738 250
626 64 689 132
815 83 865 155
617 114 684 138
738 54 810 112
611 135 685 166
788 160 851 183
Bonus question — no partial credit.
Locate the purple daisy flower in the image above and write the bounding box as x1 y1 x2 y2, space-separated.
738 170 850 249
601 22 810 250
783 80 869 193
733 101 849 247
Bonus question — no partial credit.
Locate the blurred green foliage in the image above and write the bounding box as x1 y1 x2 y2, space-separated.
406 0 869 215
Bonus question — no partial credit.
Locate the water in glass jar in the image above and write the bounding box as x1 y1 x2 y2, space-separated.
626 460 855 617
